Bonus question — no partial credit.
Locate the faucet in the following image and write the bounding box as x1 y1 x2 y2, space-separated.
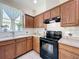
10 31 15 37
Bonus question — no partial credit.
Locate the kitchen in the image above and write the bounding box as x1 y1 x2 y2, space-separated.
0 0 79 59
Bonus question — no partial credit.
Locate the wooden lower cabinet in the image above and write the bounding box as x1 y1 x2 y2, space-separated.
16 37 33 57
0 40 16 59
0 46 5 59
59 44 79 59
0 37 33 59
5 44 16 59
59 49 74 59
16 39 26 57
26 37 33 52
33 37 40 53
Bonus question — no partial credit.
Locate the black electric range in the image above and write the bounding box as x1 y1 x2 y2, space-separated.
40 31 62 59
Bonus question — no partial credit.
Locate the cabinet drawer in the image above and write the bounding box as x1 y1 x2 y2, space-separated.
16 41 26 57
26 37 33 51
5 44 16 59
0 40 15 46
26 37 32 39
16 38 26 42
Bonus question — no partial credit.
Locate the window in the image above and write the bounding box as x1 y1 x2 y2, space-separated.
3 9 11 30
0 3 24 31
15 15 23 31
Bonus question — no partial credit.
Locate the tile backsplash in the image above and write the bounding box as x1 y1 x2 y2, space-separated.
33 28 45 37
25 28 34 36
0 28 34 38
47 23 79 37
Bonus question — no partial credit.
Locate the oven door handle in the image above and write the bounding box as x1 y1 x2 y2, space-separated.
41 39 56 44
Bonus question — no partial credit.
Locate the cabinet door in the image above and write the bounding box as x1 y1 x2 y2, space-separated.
59 49 74 59
34 14 44 28
16 42 23 57
5 44 16 59
74 55 79 59
51 7 60 18
28 16 33 28
33 37 40 53
0 47 5 59
43 11 50 28
26 37 32 52
44 11 51 19
16 40 26 57
34 16 38 28
22 40 27 53
25 15 34 28
76 0 79 24
61 0 78 27
37 14 44 28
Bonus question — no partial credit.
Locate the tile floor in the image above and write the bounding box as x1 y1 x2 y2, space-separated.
17 51 42 59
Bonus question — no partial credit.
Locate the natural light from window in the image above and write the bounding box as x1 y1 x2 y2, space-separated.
0 3 24 32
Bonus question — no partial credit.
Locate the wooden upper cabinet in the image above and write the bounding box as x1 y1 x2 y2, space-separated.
44 11 51 19
50 6 60 18
74 55 79 59
34 14 44 28
76 0 79 24
34 16 38 28
61 0 79 27
25 15 34 28
43 11 51 28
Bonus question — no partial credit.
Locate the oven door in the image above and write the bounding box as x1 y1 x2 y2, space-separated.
40 38 58 59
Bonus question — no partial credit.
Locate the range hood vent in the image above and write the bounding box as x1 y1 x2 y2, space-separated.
43 16 61 24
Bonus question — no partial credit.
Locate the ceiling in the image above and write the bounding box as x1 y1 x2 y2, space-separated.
0 0 69 16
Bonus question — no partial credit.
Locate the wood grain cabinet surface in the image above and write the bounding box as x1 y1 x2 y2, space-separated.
0 46 5 59
0 37 33 59
43 11 51 28
34 14 44 28
0 40 16 59
5 44 16 59
33 37 40 53
50 6 60 18
26 37 33 52
59 48 74 59
76 0 79 25
59 43 79 59
44 11 51 19
25 15 34 28
16 38 26 57
61 0 79 27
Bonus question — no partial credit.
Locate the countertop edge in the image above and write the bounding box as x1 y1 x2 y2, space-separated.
58 38 79 48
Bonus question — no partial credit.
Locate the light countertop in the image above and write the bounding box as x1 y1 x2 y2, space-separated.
59 37 79 48
0 34 42 42
0 35 33 42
